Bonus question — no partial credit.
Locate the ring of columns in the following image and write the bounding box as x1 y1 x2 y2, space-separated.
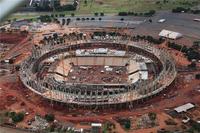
20 39 177 107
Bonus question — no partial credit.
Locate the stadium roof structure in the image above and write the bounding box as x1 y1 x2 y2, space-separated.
174 103 195 113
159 29 183 40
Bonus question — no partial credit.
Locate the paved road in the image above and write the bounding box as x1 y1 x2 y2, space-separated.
136 11 200 39
58 11 200 40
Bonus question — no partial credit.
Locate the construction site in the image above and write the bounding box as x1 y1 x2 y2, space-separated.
0 11 200 133
18 32 176 109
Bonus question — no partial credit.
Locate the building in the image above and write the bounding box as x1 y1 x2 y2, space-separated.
91 123 102 133
10 20 29 30
159 29 183 40
174 103 195 113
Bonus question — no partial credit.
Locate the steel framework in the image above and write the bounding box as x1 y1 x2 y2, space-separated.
19 38 177 108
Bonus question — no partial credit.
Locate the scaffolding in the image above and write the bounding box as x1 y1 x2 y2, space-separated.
19 36 177 109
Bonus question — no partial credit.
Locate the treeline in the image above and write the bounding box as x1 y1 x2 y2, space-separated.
35 5 53 12
55 4 77 12
92 32 165 44
93 31 121 36
168 42 200 61
38 14 65 22
131 35 165 44
172 7 200 14
118 10 156 17
38 15 52 22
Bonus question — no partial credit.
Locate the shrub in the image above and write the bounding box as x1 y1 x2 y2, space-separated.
186 48 200 61
118 12 128 16
66 18 71 25
44 114 55 122
124 119 131 130
172 7 190 13
55 4 76 12
71 13 75 17
39 15 52 22
168 42 182 51
148 112 157 121
8 112 24 123
61 19 65 25
144 10 156 16
195 74 200 79
94 12 98 16
100 12 104 16
191 9 200 14
12 112 24 123
189 120 200 132
192 41 200 49
119 10 155 17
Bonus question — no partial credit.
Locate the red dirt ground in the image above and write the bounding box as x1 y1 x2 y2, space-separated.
0 33 32 60
0 32 199 133
0 33 27 44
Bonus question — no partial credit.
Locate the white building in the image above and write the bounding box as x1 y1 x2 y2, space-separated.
159 29 183 40
174 103 195 113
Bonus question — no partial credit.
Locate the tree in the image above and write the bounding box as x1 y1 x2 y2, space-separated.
188 120 200 132
118 12 128 16
62 19 65 25
66 18 71 25
44 114 55 122
39 15 52 22
94 12 99 16
186 48 200 61
12 112 24 123
71 13 75 17
8 112 25 123
100 12 104 16
148 112 157 121
195 74 200 80
124 119 131 130
53 33 58 39
84 0 87 5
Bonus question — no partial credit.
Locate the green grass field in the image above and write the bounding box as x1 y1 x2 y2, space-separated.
75 0 200 14
7 0 200 20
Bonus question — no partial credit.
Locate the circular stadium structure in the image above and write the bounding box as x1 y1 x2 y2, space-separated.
20 37 177 109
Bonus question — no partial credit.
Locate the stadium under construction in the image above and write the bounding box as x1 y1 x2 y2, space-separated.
19 35 177 109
